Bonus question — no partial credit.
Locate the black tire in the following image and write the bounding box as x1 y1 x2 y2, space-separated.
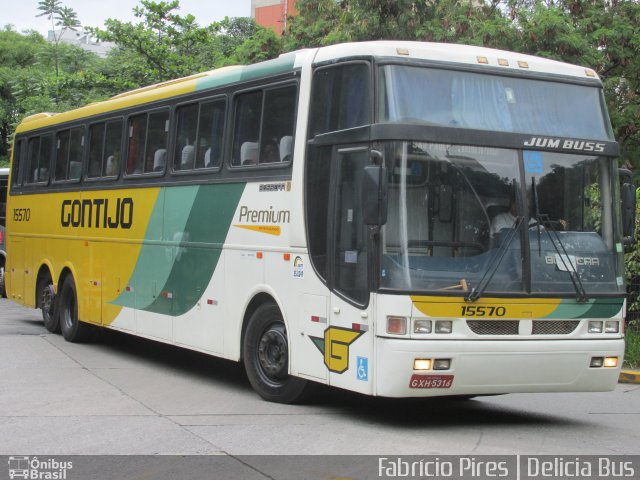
243 303 309 403
0 262 5 298
58 275 95 342
38 272 59 333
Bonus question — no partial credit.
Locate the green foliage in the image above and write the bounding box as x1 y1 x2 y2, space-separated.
624 188 640 317
90 2 277 86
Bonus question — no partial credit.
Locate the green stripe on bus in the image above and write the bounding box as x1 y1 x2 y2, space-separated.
195 53 297 92
143 182 246 316
543 298 624 319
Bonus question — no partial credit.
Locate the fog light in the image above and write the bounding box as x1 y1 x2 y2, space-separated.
414 358 432 370
433 359 451 370
413 319 432 334
387 316 407 335
604 356 618 368
588 321 603 333
435 320 452 334
590 357 604 368
604 321 619 333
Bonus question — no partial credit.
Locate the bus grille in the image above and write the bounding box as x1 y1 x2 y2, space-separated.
466 320 581 335
466 320 519 335
532 320 580 335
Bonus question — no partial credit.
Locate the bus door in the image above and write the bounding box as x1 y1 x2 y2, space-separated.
327 145 375 394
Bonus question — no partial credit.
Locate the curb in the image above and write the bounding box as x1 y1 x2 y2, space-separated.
619 369 640 384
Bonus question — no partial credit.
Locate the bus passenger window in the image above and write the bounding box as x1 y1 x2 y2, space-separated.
197 100 225 169
26 134 52 184
145 111 169 174
55 128 83 181
88 123 104 178
127 111 168 176
260 85 296 164
232 91 262 167
104 120 123 177
127 114 146 175
231 85 296 167
174 103 198 171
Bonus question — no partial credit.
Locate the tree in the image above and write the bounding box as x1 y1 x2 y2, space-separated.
90 1 219 84
36 0 81 100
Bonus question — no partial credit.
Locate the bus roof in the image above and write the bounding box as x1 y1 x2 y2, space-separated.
15 41 598 134
0 168 9 176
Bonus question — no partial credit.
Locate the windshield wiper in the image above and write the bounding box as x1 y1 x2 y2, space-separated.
466 216 523 302
530 178 588 303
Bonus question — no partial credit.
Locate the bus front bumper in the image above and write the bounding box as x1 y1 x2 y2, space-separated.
375 337 625 397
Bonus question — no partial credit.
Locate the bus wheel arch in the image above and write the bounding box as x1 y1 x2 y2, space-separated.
241 295 309 403
36 264 58 333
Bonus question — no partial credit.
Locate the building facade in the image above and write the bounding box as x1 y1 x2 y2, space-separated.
251 0 297 34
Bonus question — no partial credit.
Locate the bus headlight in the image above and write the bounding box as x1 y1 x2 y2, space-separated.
603 357 618 368
413 359 432 370
433 359 451 370
413 319 432 334
604 321 619 333
588 321 603 333
435 320 452 334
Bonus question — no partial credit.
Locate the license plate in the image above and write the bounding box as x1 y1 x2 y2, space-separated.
409 374 454 389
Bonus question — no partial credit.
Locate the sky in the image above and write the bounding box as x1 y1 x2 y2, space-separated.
3 0 252 34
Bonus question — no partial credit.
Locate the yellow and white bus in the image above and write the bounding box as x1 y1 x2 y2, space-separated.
6 42 635 402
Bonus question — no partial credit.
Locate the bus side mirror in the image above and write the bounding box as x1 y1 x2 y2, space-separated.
362 163 388 226
620 169 636 245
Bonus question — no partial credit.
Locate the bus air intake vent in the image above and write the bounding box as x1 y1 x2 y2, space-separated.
532 320 580 335
467 320 519 335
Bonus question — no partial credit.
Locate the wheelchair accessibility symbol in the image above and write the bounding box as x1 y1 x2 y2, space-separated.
357 357 368 381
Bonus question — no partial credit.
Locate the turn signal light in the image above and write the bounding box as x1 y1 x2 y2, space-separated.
387 316 407 335
604 357 618 368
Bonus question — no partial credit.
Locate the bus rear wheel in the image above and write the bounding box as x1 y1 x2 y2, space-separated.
58 275 94 343
243 303 309 404
38 272 58 333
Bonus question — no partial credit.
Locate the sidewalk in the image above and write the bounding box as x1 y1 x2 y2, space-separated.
620 369 640 384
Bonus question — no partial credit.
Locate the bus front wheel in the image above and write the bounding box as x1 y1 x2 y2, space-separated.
58 275 94 343
243 303 309 404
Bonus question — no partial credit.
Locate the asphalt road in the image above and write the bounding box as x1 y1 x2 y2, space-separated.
1 297 639 456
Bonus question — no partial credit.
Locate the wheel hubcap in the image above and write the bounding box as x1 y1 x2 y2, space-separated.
257 324 288 380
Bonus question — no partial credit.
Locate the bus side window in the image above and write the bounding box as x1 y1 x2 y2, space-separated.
11 139 25 188
260 85 296 164
308 63 371 138
198 100 225 169
55 127 84 182
231 85 296 167
88 123 105 178
127 114 146 175
26 135 52 185
104 120 123 177
232 91 262 167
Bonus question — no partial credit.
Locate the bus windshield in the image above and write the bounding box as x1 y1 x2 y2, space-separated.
380 142 625 296
378 65 614 141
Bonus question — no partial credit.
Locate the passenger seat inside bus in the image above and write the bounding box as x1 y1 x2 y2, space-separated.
105 156 118 176
180 145 194 170
240 142 258 166
279 136 293 162
153 149 166 172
